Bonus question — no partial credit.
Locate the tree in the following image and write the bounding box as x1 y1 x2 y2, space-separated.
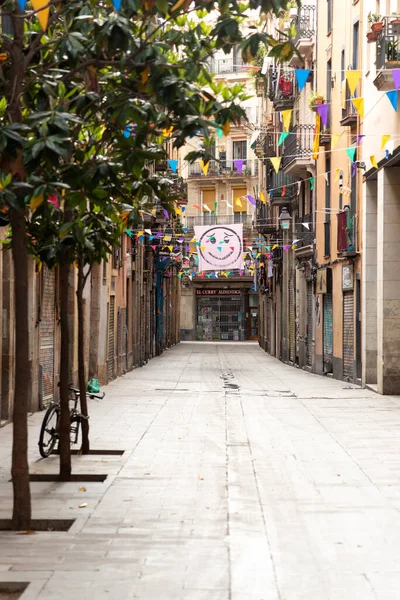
0 0 296 528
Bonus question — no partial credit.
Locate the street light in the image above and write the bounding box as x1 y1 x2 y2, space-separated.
279 207 292 231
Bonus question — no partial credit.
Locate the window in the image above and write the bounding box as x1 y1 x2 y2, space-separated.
232 141 247 160
327 0 333 32
352 21 359 70
233 187 247 221
324 157 331 256
326 59 332 130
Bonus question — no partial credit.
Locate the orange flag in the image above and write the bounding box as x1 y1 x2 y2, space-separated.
31 0 50 30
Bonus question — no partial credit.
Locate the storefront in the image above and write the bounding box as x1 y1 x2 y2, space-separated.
196 288 247 341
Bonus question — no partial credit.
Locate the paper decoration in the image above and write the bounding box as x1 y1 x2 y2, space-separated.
163 126 174 137
352 97 364 118
30 195 44 210
335 168 341 182
144 229 152 235
278 132 289 146
259 192 266 204
295 69 310 93
214 201 218 214
281 109 292 132
217 128 223 140
222 122 230 136
175 207 181 215
303 223 310 230
235 198 243 208
351 162 357 177
392 69 400 89
247 195 256 206
386 90 398 112
370 155 378 169
163 209 169 220
194 224 243 271
270 157 281 173
357 134 365 145
381 135 391 150
310 177 314 191
346 147 356 161
168 159 178 172
323 173 329 183
281 185 287 197
316 104 329 128
345 70 361 95
261 56 269 75
112 0 121 10
17 0 27 8
233 159 245 174
199 160 209 176
226 201 233 208
48 195 59 208
203 205 211 212
331 134 340 150
31 0 50 29
386 140 394 155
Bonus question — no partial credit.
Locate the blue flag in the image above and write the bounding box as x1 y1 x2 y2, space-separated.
295 69 310 93
112 0 121 11
386 90 398 112
168 159 178 173
17 0 27 10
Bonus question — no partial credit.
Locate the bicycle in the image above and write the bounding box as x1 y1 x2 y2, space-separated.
38 384 105 458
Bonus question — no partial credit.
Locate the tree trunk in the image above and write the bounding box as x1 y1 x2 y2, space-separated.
10 209 31 530
59 260 71 481
77 257 89 454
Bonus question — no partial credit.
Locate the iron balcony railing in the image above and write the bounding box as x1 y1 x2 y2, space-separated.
295 213 314 247
188 159 258 178
268 67 297 107
282 124 314 169
293 4 316 44
207 57 244 74
376 16 400 70
268 171 298 200
337 210 356 254
185 214 253 230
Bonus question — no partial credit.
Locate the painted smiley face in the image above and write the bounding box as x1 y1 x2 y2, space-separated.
199 226 242 268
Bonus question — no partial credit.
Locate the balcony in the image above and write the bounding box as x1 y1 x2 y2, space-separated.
292 4 316 60
268 172 298 207
256 203 277 236
374 16 400 91
185 214 253 231
207 57 244 75
337 210 357 257
268 68 297 111
340 95 358 127
188 159 258 179
281 125 314 174
294 214 314 259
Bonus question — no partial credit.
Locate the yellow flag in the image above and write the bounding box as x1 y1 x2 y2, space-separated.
199 160 209 176
352 97 364 118
30 194 44 210
200 246 206 252
270 157 281 174
222 121 230 136
31 0 50 30
168 245 173 252
235 198 243 208
281 109 292 132
335 168 341 182
162 126 173 137
381 135 390 150
331 134 340 149
175 207 181 215
272 244 278 250
345 70 362 95
151 208 156 215
370 155 378 169
259 191 266 204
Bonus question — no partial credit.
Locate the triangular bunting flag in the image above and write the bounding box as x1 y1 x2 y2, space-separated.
316 104 329 128
303 223 310 230
203 205 211 212
352 97 364 118
310 177 314 191
323 172 329 183
259 192 266 204
357 134 365 145
112 0 121 10
233 159 245 174
168 159 178 172
270 157 281 173
199 160 209 176
370 155 378 169
278 132 289 146
235 198 243 208
335 168 341 182
17 0 27 9
247 195 256 206
346 147 356 162
295 69 310 93
381 135 391 150
331 134 340 150
345 70 361 95
281 110 292 132
386 90 398 112
392 69 400 90
31 0 50 30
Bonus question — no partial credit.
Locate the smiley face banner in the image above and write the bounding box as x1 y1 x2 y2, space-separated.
194 224 243 272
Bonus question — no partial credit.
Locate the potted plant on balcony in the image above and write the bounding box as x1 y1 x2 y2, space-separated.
387 40 400 64
308 91 325 111
391 13 400 35
368 13 383 34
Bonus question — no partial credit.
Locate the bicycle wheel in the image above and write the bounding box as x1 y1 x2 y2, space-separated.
70 415 82 450
38 404 60 458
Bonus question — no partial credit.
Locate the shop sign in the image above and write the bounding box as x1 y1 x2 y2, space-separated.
196 289 241 296
342 264 354 290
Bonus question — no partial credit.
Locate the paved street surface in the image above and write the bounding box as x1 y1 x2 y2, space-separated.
1 342 400 599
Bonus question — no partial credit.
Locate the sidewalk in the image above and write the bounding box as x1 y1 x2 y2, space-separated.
1 342 400 599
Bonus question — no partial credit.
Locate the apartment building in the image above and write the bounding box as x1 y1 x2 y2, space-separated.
179 48 261 342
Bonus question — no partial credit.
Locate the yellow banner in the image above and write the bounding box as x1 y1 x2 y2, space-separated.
312 113 321 160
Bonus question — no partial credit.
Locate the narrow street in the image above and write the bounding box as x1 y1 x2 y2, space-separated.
2 342 400 600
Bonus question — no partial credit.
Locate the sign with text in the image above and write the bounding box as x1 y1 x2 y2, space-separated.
196 289 241 296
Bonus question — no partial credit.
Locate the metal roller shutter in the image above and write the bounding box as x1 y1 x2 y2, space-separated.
343 292 354 381
266 297 272 354
323 293 333 372
108 296 115 380
289 271 295 363
306 281 313 367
